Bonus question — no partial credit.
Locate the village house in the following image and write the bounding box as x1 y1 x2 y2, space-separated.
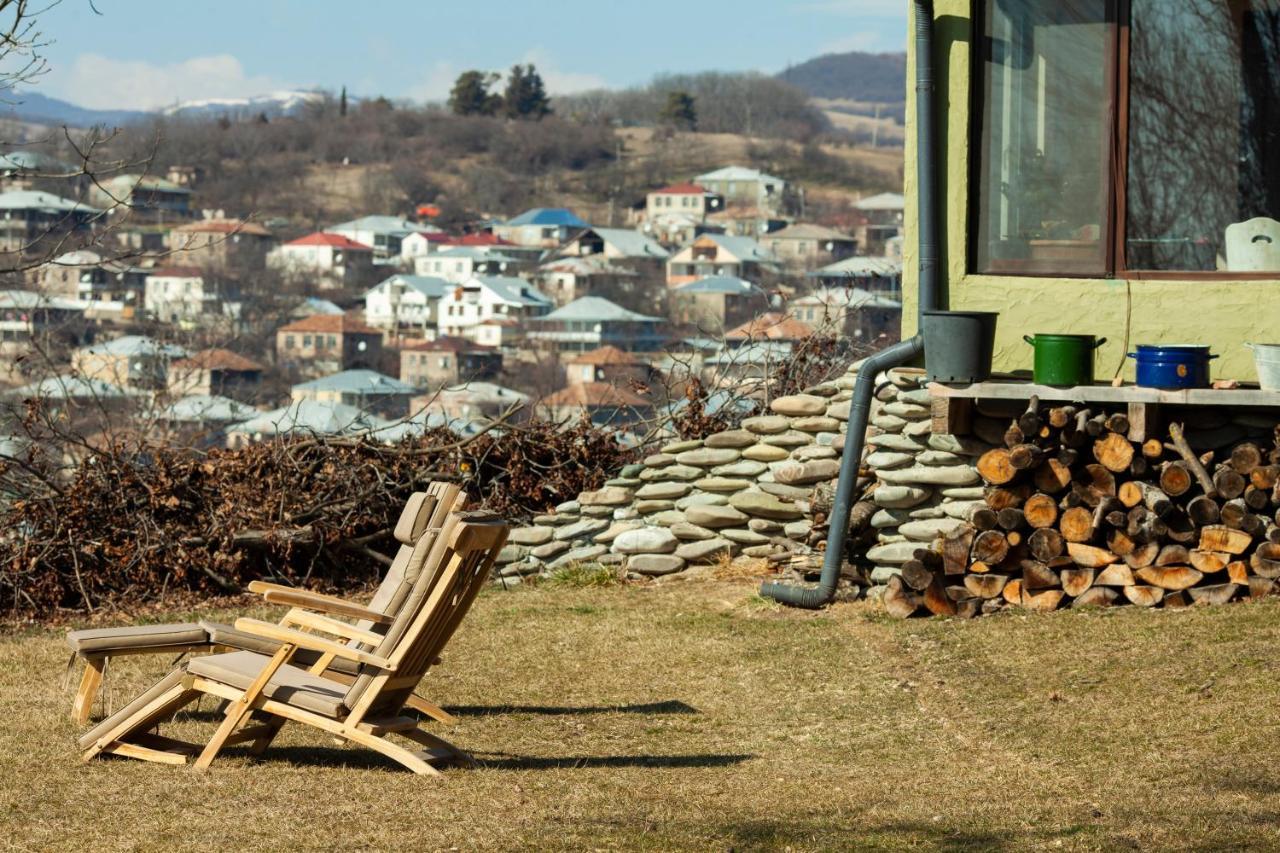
410 381 529 427
807 255 903 300
436 275 554 343
226 400 388 448
157 394 258 449
267 232 376 290
538 381 652 427
290 368 416 418
275 313 383 375
644 182 723 224
666 233 780 287
399 230 456 260
166 219 276 270
788 286 902 344
143 267 228 326
702 340 793 386
26 249 146 305
326 215 426 261
724 312 815 346
362 274 450 335
555 227 670 268
764 223 858 266
166 348 264 400
93 174 192 221
0 190 101 261
705 206 789 239
536 256 636 306
563 345 651 386
851 192 904 257
71 335 187 390
694 166 789 213
526 295 666 354
669 274 770 332
0 150 75 192
413 247 526 283
399 336 501 389
492 208 587 248
0 290 89 358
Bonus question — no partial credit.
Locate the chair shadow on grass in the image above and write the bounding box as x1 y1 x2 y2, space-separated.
255 746 751 774
441 699 699 717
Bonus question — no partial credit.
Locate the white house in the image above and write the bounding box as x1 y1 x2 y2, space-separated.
144 267 222 325
362 274 450 334
267 232 375 290
326 215 430 261
413 247 524 283
555 227 669 265
399 230 455 260
437 275 553 342
694 166 788 211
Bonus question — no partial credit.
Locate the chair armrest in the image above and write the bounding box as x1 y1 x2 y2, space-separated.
233 618 396 670
249 584 393 625
281 608 384 647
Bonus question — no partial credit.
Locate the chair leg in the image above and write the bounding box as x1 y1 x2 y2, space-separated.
83 683 199 763
247 717 287 757
401 727 475 768
195 702 254 771
404 694 456 725
72 657 106 726
343 727 443 777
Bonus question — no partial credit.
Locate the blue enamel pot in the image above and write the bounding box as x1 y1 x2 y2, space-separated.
1127 344 1217 390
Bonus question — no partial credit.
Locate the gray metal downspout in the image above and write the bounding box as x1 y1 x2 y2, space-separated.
762 0 938 607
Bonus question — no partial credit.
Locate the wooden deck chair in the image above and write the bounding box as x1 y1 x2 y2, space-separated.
68 481 465 726
80 512 508 776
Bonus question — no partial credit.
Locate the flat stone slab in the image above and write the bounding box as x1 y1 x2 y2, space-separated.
748 518 785 534
898 518 967 540
774 459 842 486
867 433 929 452
882 401 931 419
866 451 915 469
742 415 791 435
549 544 608 569
684 504 749 528
593 521 644 544
927 433 993 456
675 447 741 467
553 517 611 542
760 431 814 448
866 541 921 564
729 490 803 521
639 464 702 482
916 450 964 466
611 527 679 555
647 510 688 527
675 492 728 509
825 400 851 421
695 477 752 493
902 420 933 438
676 538 734 563
792 446 837 462
743 444 790 462
661 439 704 454
628 554 686 576
792 416 840 433
634 499 675 514
871 507 915 528
643 453 675 468
508 526 553 546
721 527 769 545
619 464 645 478
635 482 693 500
705 429 756 448
941 486 987 499
758 482 812 501
770 395 827 417
496 545 529 565
784 521 811 540
556 500 581 514
871 414 907 432
531 540 571 560
712 460 768 478
579 486 633 507
670 521 717 541
872 485 933 509
877 465 980 487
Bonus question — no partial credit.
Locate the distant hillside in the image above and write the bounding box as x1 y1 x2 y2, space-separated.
778 51 906 105
0 89 146 128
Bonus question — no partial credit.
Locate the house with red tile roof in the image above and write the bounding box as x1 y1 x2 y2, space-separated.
399 335 502 389
275 312 383 375
267 231 376 290
167 347 264 399
167 218 276 270
538 381 652 426
563 345 650 386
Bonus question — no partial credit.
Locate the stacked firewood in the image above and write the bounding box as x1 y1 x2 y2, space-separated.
884 397 1280 618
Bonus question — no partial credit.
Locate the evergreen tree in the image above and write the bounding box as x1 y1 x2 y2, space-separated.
339 85 348 117
658 90 697 130
448 71 501 116
502 64 552 120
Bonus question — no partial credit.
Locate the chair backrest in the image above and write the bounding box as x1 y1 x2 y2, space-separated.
342 511 508 719
361 482 465 626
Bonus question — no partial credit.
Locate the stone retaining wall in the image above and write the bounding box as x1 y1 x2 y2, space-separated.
491 363 985 590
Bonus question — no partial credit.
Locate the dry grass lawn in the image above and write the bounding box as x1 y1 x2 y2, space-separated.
4 568 1280 850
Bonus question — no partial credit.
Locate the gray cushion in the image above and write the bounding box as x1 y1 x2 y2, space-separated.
78 668 188 750
393 492 434 545
67 623 209 655
187 650 347 718
200 620 359 676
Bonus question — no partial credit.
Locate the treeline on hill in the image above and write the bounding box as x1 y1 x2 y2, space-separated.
71 66 883 231
778 51 908 108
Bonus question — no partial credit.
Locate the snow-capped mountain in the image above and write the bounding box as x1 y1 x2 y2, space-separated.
160 90 329 120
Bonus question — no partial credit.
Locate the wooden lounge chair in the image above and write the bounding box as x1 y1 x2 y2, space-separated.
80 512 508 776
67 481 465 726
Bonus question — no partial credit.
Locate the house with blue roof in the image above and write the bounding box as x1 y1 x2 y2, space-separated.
363 274 451 333
493 207 588 248
290 368 417 418
526 295 666 354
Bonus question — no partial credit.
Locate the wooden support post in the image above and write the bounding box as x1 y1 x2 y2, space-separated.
931 395 973 437
1126 401 1159 443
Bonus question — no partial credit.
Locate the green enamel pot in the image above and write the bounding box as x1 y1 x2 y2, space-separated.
1022 333 1107 386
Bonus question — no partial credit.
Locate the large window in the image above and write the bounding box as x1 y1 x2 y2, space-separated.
972 0 1280 277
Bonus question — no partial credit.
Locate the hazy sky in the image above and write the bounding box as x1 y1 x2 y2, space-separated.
32 0 908 110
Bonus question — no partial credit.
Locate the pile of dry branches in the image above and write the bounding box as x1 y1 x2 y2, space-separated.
0 418 632 617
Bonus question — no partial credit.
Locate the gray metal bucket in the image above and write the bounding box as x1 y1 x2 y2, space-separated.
922 310 999 383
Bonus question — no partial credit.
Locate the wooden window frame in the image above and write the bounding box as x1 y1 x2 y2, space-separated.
968 0 1280 280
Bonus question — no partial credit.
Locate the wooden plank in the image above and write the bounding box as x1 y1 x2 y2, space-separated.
931 395 973 436
1126 401 1159 443
928 381 1280 408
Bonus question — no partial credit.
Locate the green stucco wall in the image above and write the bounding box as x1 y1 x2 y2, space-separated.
900 0 1279 382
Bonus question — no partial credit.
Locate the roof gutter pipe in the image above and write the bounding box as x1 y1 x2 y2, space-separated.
761 0 939 608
